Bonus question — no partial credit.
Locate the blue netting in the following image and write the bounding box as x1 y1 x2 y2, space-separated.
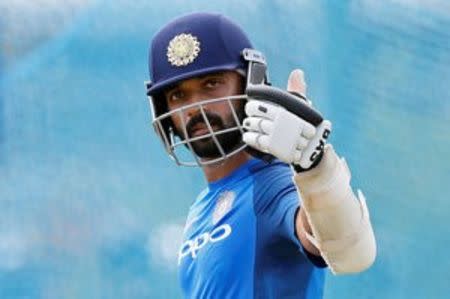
0 1 449 298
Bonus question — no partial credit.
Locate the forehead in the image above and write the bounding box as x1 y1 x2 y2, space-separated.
163 71 239 92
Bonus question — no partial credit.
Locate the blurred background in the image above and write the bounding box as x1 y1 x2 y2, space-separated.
0 0 449 298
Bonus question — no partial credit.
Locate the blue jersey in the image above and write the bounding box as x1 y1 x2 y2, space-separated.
178 158 326 299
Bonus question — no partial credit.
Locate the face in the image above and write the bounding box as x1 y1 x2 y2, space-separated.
164 71 245 159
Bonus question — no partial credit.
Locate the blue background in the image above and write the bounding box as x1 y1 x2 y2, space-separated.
1 1 449 298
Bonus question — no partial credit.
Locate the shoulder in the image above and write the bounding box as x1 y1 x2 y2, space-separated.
250 159 293 182
249 159 297 212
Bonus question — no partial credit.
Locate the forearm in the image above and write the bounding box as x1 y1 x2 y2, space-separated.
293 145 376 274
296 207 321 256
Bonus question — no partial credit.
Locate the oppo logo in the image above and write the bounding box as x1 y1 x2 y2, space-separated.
178 224 232 265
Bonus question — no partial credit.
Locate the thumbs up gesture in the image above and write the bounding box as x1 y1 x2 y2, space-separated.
243 69 332 170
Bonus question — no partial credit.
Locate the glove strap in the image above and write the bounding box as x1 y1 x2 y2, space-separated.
292 151 324 173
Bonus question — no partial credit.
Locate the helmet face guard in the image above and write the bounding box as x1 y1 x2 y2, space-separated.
149 94 247 167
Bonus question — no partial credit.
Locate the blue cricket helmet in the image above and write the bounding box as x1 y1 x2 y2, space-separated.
145 12 269 166
146 12 253 97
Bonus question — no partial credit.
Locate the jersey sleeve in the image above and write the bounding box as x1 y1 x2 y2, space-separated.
252 161 327 268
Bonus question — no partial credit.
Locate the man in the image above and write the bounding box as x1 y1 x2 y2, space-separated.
145 12 376 299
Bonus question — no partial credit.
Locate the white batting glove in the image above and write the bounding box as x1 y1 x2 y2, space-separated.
242 69 332 170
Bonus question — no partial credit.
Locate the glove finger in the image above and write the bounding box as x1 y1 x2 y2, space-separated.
296 136 309 150
243 117 273 135
293 149 303 164
245 100 279 121
301 121 316 139
242 132 270 152
299 153 314 169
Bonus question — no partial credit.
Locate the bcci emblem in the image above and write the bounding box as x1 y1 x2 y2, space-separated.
212 191 235 225
167 33 201 67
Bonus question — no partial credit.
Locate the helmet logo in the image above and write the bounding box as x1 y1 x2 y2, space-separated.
167 33 201 67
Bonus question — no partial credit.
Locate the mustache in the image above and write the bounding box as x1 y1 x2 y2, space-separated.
186 112 224 137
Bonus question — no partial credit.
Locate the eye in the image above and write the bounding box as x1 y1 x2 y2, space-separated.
167 90 185 102
204 77 223 89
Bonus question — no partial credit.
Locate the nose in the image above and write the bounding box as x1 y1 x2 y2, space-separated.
183 93 208 122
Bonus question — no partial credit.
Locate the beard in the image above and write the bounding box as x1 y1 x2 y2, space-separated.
181 108 244 159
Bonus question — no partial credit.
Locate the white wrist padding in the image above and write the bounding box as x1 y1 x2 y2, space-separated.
293 145 376 274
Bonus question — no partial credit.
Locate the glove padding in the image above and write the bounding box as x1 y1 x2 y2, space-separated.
243 99 332 169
